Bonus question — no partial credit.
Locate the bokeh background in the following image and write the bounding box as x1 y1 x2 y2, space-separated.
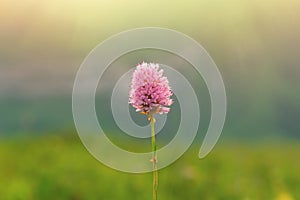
1 0 300 199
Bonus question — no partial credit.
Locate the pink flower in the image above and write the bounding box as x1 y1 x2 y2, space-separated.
129 62 173 114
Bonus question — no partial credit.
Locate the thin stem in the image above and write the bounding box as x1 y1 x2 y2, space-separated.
150 115 158 200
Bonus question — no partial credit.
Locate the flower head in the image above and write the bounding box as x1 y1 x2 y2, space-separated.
129 62 173 114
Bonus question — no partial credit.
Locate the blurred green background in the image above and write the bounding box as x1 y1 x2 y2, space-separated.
1 0 300 199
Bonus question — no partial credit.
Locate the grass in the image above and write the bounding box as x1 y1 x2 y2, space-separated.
0 134 299 200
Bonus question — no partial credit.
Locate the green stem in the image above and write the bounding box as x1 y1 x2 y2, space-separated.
150 115 158 200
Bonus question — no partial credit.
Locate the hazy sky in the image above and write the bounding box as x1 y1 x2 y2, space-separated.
1 0 299 97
